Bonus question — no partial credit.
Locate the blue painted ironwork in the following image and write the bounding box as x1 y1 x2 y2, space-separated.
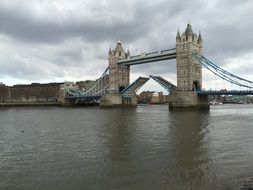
64 68 109 105
64 67 109 102
193 53 253 89
81 67 109 95
150 75 176 92
64 88 101 105
122 96 133 104
121 77 149 97
65 88 80 97
65 95 101 105
117 48 176 66
65 95 101 99
197 90 253 95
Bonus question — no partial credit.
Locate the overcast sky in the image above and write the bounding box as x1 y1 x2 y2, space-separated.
0 0 253 91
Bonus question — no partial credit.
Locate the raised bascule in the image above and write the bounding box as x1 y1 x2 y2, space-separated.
63 24 253 110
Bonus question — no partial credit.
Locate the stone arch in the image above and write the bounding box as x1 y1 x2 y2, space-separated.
192 80 201 91
119 86 125 93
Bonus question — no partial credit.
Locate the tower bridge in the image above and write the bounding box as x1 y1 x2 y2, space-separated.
63 24 253 110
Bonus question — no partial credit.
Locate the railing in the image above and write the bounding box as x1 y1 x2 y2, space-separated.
197 90 253 95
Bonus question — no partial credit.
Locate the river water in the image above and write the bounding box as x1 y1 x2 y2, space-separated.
0 104 253 190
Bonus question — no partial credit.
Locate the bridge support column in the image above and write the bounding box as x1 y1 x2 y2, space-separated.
168 91 209 110
100 94 137 107
100 94 122 107
170 24 209 110
100 41 135 108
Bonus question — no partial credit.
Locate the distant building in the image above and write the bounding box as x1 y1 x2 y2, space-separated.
137 91 154 103
137 91 168 104
0 83 9 102
221 95 253 104
76 74 109 93
0 82 63 103
76 80 95 91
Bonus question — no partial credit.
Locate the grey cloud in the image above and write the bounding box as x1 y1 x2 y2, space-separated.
0 0 253 85
0 1 163 44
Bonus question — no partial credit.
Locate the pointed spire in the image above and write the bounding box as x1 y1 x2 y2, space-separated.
176 28 181 43
197 31 202 44
108 46 112 54
126 48 130 57
185 23 193 36
117 39 122 45
176 28 181 39
114 40 124 53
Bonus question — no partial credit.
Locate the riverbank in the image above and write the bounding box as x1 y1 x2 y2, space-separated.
0 102 62 107
0 102 101 107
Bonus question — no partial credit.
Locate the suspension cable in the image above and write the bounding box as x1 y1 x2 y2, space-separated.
193 53 253 89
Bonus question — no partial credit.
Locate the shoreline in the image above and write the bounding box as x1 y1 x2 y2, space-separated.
0 102 252 107
0 102 100 107
0 102 62 107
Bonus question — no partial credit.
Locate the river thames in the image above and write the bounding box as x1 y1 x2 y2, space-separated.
0 104 253 190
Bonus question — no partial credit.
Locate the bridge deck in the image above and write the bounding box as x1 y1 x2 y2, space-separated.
65 95 101 99
121 77 149 97
117 48 176 66
197 90 253 95
150 75 176 92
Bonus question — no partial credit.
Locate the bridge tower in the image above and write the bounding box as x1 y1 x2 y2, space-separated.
169 24 209 110
108 41 130 93
100 41 137 107
176 24 202 91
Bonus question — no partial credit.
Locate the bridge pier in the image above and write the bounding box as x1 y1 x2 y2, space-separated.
168 91 209 110
100 41 139 108
100 94 137 107
169 24 210 110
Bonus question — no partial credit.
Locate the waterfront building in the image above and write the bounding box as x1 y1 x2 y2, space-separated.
0 82 63 103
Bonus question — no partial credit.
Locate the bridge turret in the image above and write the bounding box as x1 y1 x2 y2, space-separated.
108 46 112 56
197 31 202 45
176 29 181 43
176 24 202 91
108 41 130 93
185 23 193 42
126 48 130 58
113 41 127 58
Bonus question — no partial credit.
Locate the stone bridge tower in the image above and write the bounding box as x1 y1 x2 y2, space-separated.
169 24 209 110
176 24 202 91
100 41 135 107
108 41 130 93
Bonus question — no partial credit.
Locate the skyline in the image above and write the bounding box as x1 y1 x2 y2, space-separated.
0 0 253 92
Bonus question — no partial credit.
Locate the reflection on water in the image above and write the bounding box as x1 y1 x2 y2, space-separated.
104 109 136 161
169 111 213 189
0 105 253 190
